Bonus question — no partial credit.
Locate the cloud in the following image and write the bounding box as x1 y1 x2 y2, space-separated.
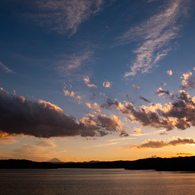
0 88 126 138
63 90 75 97
176 153 194 156
36 139 56 147
86 102 100 112
0 130 25 144
80 113 128 136
0 61 15 74
133 128 142 134
23 0 104 35
132 84 140 90
101 98 116 109
63 87 82 103
57 51 92 75
0 131 17 144
126 90 195 130
181 71 195 89
92 142 120 147
0 131 15 141
156 87 170 98
166 70 173 76
97 114 126 135
118 0 189 77
101 98 129 114
139 96 154 105
100 88 195 132
103 81 112 88
132 137 195 149
84 76 98 88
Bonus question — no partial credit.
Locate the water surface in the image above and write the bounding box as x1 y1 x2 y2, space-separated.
1 168 195 194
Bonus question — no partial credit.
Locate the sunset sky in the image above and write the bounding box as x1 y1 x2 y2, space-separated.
1 0 195 162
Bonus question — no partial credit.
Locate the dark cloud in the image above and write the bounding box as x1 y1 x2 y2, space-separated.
103 90 195 132
94 83 195 132
126 90 195 131
97 114 119 131
139 96 154 105
81 113 128 137
176 153 193 156
100 98 117 109
101 98 129 115
129 107 162 128
132 137 195 149
156 87 170 96
97 114 128 136
0 88 125 138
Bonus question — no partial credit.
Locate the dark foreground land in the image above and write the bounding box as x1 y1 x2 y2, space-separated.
1 156 195 171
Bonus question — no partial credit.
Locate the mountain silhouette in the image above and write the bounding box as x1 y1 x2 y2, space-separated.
48 158 64 163
1 156 195 171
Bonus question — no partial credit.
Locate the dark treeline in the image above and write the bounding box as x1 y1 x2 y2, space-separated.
1 156 195 171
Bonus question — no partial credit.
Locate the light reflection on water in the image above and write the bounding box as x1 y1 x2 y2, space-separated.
1 169 195 194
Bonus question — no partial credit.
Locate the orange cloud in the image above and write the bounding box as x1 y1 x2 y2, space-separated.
86 102 100 112
132 84 140 90
181 71 195 89
166 70 172 76
63 87 82 103
0 131 14 140
103 81 112 88
133 128 142 134
84 76 97 88
132 137 195 149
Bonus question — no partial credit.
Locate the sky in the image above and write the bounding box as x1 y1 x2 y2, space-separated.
1 0 195 162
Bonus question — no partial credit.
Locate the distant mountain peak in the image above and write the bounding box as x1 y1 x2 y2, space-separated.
48 158 64 163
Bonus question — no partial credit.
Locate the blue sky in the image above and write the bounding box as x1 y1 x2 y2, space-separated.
1 0 195 162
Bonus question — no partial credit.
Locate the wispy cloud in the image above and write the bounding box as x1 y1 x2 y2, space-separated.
0 61 15 74
25 0 104 35
109 137 135 142
92 142 120 147
117 0 189 77
57 51 92 75
132 137 195 149
36 139 56 148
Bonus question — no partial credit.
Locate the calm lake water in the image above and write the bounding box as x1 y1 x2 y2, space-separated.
1 168 195 195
